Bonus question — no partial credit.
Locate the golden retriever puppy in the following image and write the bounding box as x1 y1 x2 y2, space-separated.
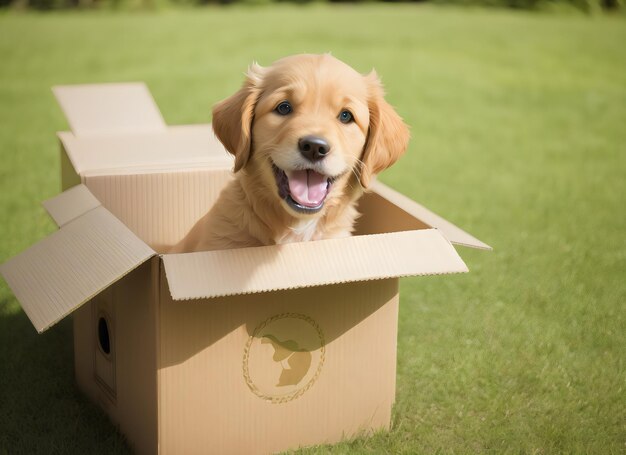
172 54 409 253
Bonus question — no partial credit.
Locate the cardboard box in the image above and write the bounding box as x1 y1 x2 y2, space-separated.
0 83 490 455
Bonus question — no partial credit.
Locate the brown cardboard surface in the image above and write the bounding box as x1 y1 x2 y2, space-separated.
355 190 429 236
53 83 166 136
0 205 155 332
162 229 468 301
93 287 116 396
58 125 232 176
371 181 492 250
113 259 159 455
84 168 233 252
158 276 399 455
42 183 101 227
72 302 98 403
72 260 159 455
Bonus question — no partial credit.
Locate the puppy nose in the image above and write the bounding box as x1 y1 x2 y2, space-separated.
298 136 330 162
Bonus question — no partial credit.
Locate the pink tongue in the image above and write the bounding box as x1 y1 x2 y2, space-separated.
286 170 329 207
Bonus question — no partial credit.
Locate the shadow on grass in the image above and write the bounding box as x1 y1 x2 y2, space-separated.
0 295 130 455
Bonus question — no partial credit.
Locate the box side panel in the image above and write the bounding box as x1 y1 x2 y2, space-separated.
158 276 399 455
92 287 117 398
72 297 120 418
73 295 120 416
355 191 429 236
84 169 233 252
73 302 99 402
113 258 159 455
71 261 158 455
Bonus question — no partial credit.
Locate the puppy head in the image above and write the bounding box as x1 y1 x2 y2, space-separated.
212 54 409 218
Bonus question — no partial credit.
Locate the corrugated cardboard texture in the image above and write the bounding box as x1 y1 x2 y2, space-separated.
0 206 155 332
58 125 231 176
53 83 166 136
162 229 468 300
158 277 399 455
370 181 492 250
84 168 233 251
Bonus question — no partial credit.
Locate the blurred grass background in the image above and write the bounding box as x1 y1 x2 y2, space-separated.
2 0 625 19
0 4 625 454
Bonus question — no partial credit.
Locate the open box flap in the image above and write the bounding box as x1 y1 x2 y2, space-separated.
57 125 232 176
162 229 468 301
53 83 166 136
0 185 156 333
371 181 492 250
42 183 101 227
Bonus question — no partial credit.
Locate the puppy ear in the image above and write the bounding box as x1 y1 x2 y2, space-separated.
360 70 410 188
212 63 265 172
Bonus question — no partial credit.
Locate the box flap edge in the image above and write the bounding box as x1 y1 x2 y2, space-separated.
161 229 469 301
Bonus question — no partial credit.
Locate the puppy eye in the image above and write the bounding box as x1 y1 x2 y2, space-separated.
338 110 354 124
275 101 293 116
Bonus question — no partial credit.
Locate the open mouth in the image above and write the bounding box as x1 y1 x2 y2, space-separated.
272 164 334 214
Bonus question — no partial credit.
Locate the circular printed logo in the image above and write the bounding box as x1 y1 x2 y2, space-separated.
243 313 325 404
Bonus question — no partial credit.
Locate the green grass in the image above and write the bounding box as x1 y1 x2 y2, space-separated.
0 4 625 454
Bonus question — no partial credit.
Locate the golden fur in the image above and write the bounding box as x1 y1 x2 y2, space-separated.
172 54 409 253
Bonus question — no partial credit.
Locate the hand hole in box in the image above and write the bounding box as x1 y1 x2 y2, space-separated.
98 316 111 356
